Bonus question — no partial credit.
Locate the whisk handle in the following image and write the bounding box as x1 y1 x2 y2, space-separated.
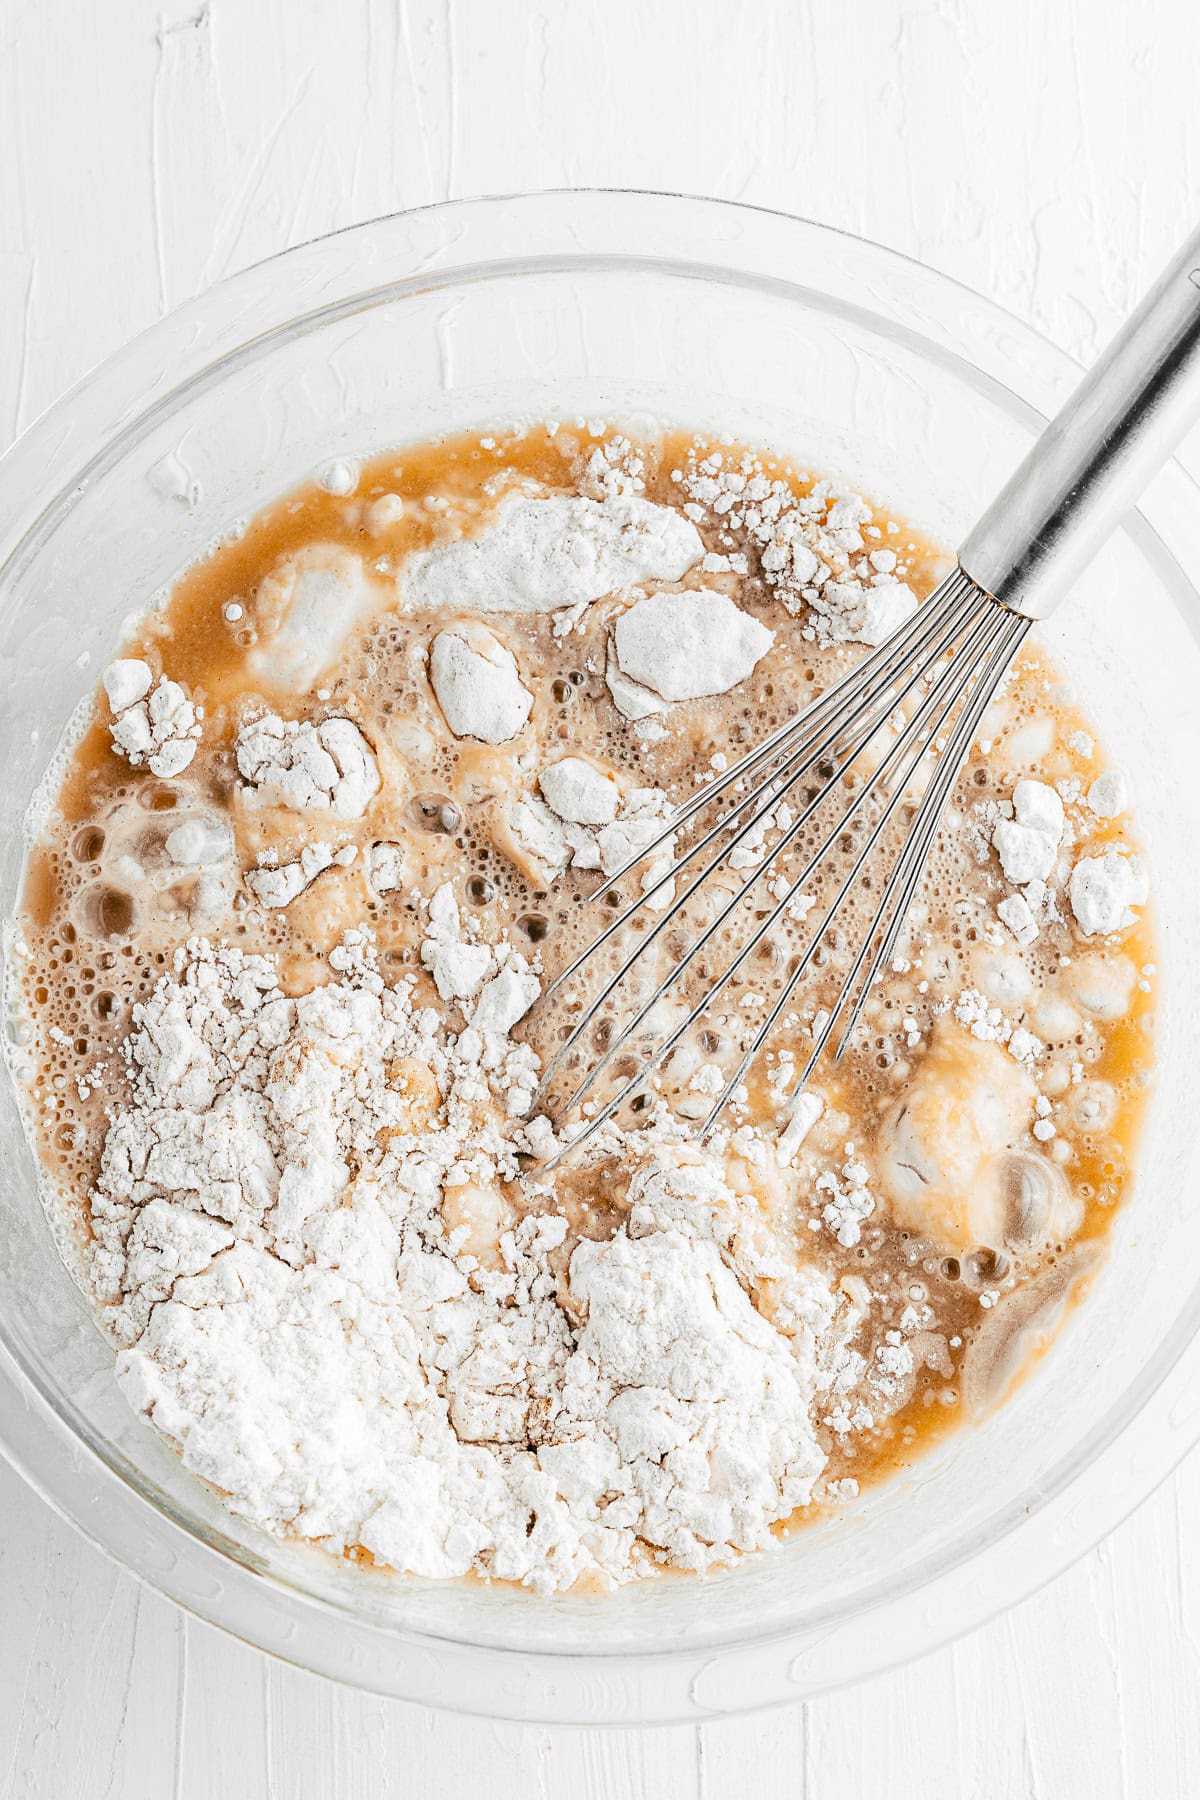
960 221 1200 620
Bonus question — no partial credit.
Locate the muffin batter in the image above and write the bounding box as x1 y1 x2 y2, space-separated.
9 422 1154 1591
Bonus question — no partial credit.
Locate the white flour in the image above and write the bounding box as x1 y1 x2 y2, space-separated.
428 624 533 743
95 928 858 1590
1070 847 1149 935
993 779 1064 884
673 450 921 649
246 841 358 909
236 713 381 820
610 588 774 707
104 662 203 779
403 492 703 616
538 756 620 825
250 546 377 692
508 775 677 905
809 575 918 647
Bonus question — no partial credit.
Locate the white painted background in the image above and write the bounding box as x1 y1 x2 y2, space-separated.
3 1 1200 1793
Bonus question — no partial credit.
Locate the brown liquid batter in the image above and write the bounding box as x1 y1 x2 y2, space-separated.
14 421 1155 1552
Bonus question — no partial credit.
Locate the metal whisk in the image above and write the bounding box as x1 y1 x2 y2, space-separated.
532 221 1200 1162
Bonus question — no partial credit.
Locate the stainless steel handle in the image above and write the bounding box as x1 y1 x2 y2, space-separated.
959 223 1200 620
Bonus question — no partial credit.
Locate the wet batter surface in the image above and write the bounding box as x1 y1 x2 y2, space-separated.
8 422 1155 1590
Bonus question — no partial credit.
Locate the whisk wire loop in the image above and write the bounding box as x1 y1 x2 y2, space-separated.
579 575 975 915
824 605 1033 1072
535 575 979 1108
546 584 995 1127
533 569 1029 1167
691 595 1016 1136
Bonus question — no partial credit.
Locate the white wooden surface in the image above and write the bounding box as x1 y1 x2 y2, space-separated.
3 2 1200 1792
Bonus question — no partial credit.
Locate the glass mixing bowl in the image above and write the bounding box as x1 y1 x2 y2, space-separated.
1 191 1199 1725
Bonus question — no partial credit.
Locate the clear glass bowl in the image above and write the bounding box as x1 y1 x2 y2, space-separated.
2 191 1199 1725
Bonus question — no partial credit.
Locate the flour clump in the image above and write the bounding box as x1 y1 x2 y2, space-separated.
507 776 676 903
809 575 918 647
1070 847 1149 935
993 779 1064 884
246 841 356 909
611 589 774 708
539 757 620 826
429 625 533 743
106 665 203 779
250 546 376 692
236 713 380 820
403 492 702 616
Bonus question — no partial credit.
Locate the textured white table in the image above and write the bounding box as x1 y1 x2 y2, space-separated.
4 3 1200 1793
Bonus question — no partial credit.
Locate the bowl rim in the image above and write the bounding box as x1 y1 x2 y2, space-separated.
3 186 1200 1723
